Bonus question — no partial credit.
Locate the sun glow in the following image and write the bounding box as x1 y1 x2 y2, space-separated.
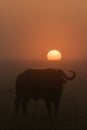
47 50 62 61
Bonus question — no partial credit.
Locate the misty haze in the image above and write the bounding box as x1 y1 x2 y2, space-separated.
0 60 87 129
0 0 87 129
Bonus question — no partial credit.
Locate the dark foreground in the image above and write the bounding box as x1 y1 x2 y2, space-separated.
1 114 87 130
0 60 87 129
0 87 87 130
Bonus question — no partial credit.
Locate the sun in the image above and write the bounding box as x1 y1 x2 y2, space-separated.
47 50 62 61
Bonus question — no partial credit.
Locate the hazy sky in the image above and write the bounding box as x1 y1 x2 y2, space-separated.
0 0 87 60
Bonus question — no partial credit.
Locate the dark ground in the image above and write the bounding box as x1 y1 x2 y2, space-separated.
0 60 87 130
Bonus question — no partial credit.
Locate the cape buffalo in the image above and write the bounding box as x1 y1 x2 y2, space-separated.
15 68 76 117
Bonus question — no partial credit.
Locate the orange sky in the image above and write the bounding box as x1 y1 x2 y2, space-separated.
0 0 87 60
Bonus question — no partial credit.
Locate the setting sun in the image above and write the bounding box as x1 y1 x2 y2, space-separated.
47 50 62 61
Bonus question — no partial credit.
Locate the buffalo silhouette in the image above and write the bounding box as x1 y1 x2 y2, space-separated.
15 68 76 117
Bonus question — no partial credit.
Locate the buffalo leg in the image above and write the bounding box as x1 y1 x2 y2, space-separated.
21 98 29 115
15 97 21 114
45 101 51 117
54 99 61 117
